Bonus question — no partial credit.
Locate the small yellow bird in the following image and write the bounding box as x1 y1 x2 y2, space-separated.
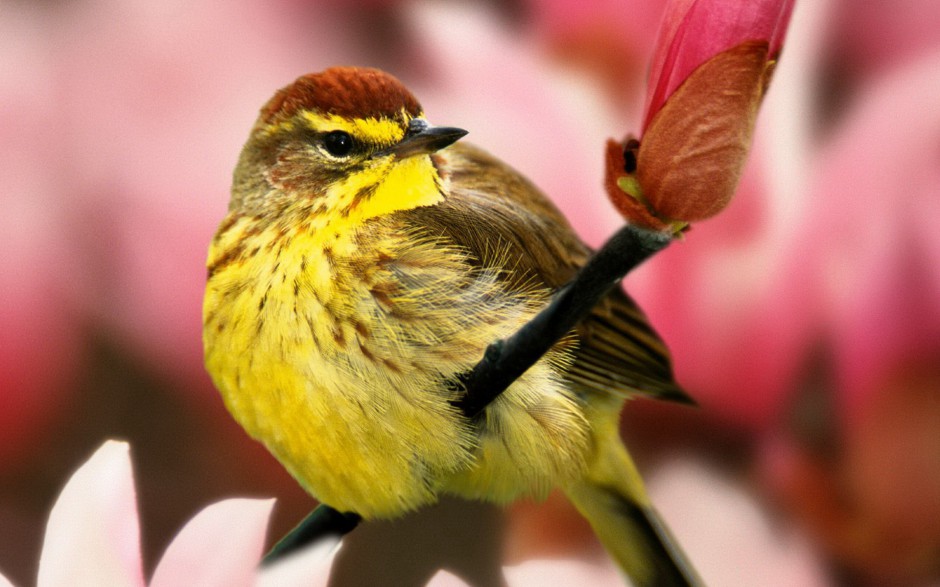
204 67 697 586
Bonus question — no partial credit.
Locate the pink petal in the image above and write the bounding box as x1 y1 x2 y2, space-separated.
643 0 795 130
150 498 274 587
37 441 145 587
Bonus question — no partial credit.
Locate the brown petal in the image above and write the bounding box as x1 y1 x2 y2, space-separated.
637 40 772 222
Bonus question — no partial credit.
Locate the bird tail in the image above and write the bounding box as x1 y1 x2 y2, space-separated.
563 433 701 587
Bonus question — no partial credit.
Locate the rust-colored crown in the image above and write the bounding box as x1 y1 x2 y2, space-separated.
260 67 422 124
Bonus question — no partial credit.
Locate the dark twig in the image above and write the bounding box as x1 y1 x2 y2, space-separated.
261 222 672 565
454 223 672 417
262 505 361 565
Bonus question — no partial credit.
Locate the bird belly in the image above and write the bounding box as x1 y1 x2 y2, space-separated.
203 224 591 518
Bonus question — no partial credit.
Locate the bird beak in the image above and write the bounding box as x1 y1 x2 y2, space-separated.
374 119 468 159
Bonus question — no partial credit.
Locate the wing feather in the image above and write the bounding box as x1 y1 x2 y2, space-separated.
401 143 690 403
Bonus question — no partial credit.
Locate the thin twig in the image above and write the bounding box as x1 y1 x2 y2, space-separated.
262 505 361 565
454 223 671 417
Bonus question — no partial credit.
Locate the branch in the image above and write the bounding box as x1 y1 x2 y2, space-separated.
454 223 671 417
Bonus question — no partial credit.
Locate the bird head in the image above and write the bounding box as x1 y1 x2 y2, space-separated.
231 67 467 225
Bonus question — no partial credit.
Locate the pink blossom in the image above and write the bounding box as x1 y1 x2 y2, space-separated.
606 0 796 230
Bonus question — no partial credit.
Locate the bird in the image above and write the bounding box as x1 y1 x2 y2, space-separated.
203 66 699 586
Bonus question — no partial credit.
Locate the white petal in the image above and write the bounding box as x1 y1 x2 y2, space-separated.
38 440 144 587
0 569 17 587
150 498 274 587
427 569 474 587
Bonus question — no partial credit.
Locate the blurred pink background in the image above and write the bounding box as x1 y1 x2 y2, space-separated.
2 0 938 585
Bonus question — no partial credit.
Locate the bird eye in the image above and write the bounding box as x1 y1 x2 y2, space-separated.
322 131 354 157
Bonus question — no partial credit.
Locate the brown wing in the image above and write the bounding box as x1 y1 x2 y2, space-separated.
403 142 690 403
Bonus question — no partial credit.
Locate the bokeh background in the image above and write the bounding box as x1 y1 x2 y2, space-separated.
2 0 939 585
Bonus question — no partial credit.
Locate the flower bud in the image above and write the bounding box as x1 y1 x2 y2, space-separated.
608 0 795 232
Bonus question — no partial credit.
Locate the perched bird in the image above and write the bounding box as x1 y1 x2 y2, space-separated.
203 66 698 586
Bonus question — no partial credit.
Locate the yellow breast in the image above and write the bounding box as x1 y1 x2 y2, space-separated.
203 208 590 518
